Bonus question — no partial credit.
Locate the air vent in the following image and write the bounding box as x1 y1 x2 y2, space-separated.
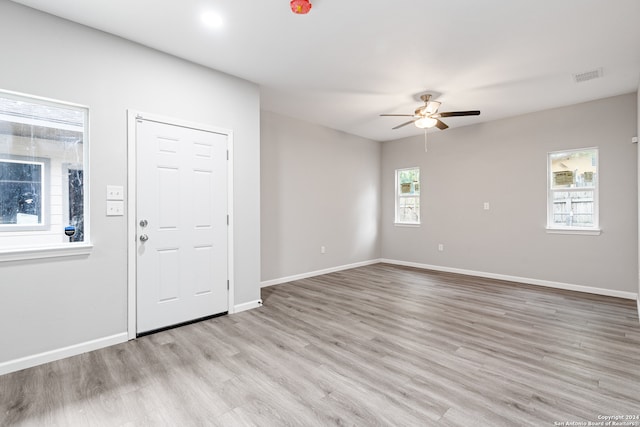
572 68 603 83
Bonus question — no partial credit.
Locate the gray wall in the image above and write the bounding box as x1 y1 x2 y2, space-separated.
261 111 381 282
0 2 261 363
382 93 638 294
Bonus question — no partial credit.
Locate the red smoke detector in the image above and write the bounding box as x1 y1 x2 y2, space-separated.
290 0 312 14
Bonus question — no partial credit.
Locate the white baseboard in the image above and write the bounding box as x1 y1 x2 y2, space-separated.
0 332 128 376
234 299 263 313
261 259 382 288
381 259 639 300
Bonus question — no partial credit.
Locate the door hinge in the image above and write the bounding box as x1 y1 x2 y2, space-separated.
227 150 229 160
227 214 229 225
227 280 229 290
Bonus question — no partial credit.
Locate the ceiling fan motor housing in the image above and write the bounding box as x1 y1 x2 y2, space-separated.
290 0 312 14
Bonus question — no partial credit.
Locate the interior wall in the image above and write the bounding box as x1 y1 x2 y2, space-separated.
261 111 381 283
382 93 638 295
0 2 261 365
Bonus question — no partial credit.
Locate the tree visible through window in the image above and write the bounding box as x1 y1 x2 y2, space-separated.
395 167 420 224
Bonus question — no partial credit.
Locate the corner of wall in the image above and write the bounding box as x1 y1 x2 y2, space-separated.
637 83 640 321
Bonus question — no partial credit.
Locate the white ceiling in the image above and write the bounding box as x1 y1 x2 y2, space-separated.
10 0 640 142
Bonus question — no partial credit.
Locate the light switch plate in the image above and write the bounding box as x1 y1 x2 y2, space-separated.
106 200 124 216
107 185 124 201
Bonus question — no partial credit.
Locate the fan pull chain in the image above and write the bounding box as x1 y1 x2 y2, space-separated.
424 129 428 152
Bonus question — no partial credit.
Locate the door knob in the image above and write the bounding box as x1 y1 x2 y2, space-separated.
139 219 148 227
139 234 149 242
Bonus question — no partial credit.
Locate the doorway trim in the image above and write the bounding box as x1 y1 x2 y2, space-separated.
126 110 235 340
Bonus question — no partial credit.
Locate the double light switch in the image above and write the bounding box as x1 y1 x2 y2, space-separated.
107 185 124 216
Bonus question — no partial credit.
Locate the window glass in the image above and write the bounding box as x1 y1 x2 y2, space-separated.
0 159 44 226
550 150 596 189
398 197 420 223
0 90 88 247
396 167 420 224
551 191 595 228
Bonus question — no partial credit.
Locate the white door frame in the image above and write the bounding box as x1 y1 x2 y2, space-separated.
126 110 235 340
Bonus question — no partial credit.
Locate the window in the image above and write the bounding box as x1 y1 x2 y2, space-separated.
0 157 48 230
395 167 420 225
547 148 599 233
0 89 89 253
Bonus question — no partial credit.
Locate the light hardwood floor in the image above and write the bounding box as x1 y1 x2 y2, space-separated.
1 263 640 426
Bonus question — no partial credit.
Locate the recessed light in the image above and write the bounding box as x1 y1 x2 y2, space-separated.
201 11 223 29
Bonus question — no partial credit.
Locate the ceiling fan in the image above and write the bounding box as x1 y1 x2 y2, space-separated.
380 94 480 130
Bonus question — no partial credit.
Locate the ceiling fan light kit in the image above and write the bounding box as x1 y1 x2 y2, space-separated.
290 0 312 14
380 93 480 131
415 117 438 129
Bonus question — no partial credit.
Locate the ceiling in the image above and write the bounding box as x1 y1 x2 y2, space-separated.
10 0 640 142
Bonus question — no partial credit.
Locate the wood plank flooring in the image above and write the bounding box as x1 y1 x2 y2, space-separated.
1 263 640 426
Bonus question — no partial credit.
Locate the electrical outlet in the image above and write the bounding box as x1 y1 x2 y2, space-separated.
107 185 124 201
438 243 444 252
320 246 326 254
483 202 490 210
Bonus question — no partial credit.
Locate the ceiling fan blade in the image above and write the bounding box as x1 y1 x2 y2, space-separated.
392 119 418 130
437 110 481 118
380 114 415 117
435 120 449 130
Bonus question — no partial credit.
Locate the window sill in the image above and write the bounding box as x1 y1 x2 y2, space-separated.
546 227 601 236
0 243 93 263
394 222 421 228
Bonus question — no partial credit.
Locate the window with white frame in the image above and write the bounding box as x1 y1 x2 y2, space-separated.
395 167 420 225
0 89 89 250
547 148 599 232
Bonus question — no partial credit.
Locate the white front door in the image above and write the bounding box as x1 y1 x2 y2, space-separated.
136 118 229 334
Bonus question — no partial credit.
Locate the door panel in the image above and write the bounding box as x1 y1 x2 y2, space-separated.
158 248 180 302
193 245 214 295
158 167 180 228
136 119 228 334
